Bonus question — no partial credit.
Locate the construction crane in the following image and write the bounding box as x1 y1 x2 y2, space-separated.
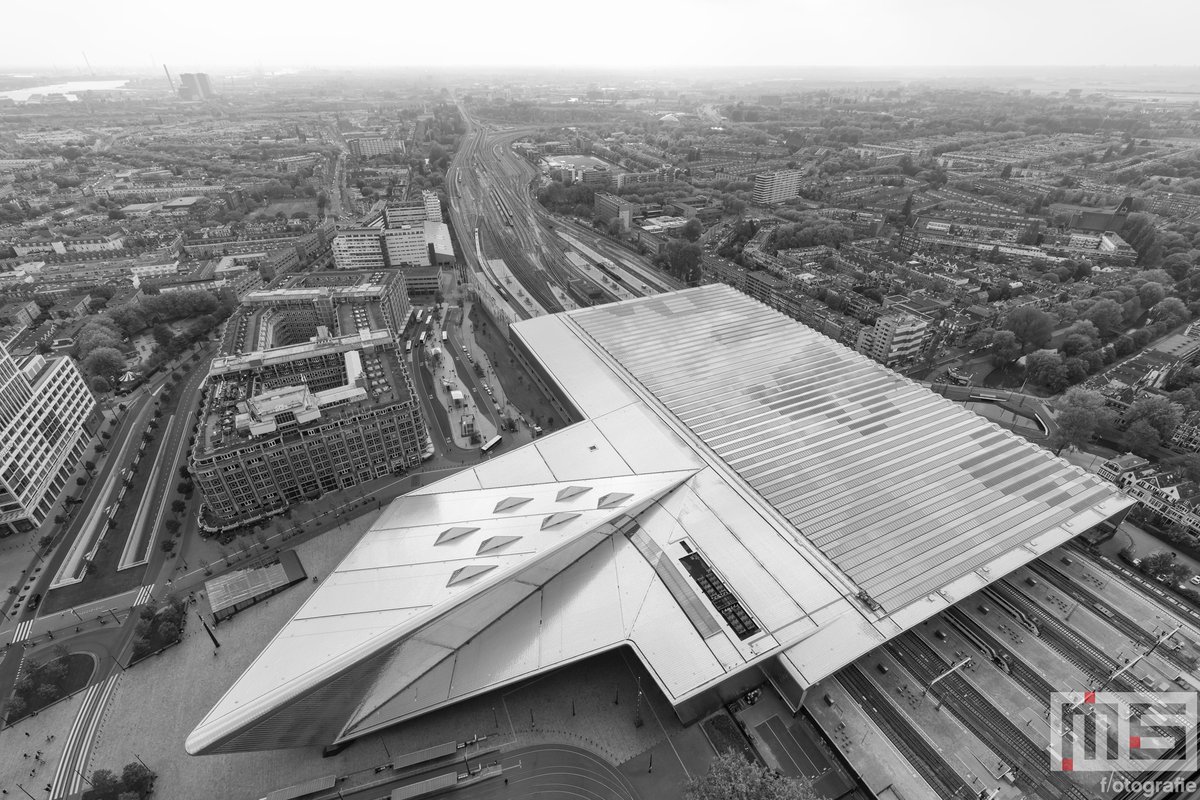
162 64 175 95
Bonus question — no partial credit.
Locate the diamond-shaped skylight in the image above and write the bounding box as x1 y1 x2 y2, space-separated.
556 485 592 502
541 512 580 530
597 492 633 509
446 564 497 587
476 536 521 555
494 496 532 513
434 526 479 545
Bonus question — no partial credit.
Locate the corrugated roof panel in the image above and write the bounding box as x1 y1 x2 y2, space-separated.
569 285 1125 609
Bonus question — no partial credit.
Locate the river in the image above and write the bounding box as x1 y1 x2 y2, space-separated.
0 80 129 102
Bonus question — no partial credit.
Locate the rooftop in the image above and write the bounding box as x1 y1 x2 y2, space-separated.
188 285 1130 756
199 329 412 456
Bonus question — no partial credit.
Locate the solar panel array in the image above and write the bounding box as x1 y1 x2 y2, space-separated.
570 286 1118 609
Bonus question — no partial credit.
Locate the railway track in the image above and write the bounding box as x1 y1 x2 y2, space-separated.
887 633 1091 800
943 608 1117 760
1030 559 1198 673
987 583 1148 698
837 666 975 799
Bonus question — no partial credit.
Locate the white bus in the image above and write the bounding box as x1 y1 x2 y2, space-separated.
441 331 448 343
405 340 412 353
418 332 427 345
480 435 502 454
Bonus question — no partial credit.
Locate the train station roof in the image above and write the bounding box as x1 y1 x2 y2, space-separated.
187 284 1131 755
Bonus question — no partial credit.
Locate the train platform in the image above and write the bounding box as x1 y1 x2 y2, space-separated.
1053 546 1200 660
865 647 1026 800
1011 565 1182 690
804 674 942 800
958 600 1093 695
913 619 1106 796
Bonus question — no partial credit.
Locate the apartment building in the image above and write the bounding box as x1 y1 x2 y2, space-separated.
752 169 805 205
855 312 933 367
332 228 387 270
594 192 635 231
422 190 442 222
0 343 96 536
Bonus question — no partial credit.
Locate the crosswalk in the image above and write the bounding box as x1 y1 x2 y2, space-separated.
10 618 32 644
133 584 156 605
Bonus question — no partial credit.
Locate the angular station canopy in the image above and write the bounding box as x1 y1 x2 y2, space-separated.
188 285 1130 755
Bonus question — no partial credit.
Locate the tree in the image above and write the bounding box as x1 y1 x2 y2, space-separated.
91 376 112 393
684 752 814 800
1050 389 1111 455
82 347 126 381
1085 298 1125 338
1125 418 1162 456
1025 351 1070 392
1152 297 1190 327
1001 307 1055 352
1141 552 1189 586
171 499 187 514
990 330 1021 367
1138 281 1167 309
120 762 156 798
84 769 123 800
682 218 703 242
1125 395 1183 442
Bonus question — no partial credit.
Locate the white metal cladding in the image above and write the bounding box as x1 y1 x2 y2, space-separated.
567 285 1124 609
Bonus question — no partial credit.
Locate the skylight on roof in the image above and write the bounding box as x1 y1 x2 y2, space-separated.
476 536 521 555
555 485 592 502
597 492 633 509
434 526 479 545
446 564 497 587
494 496 533 513
541 512 580 530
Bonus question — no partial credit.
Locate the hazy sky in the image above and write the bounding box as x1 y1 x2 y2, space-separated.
3 0 1199 71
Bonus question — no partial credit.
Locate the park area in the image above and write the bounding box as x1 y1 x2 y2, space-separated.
4 649 94 722
250 198 318 220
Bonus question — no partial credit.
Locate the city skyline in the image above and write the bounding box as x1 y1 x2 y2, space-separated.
3 0 1200 71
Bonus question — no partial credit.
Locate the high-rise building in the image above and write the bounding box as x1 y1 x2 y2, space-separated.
190 328 430 528
332 228 387 270
188 285 1130 755
855 312 933 367
382 202 431 267
382 227 429 268
594 192 635 231
384 202 426 228
0 343 96 537
178 72 213 101
422 190 442 222
752 169 804 205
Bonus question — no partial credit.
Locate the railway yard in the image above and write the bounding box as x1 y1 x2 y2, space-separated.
809 540 1200 800
441 106 1200 800
446 107 681 327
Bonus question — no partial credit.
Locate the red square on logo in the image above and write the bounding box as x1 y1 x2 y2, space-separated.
1084 691 1096 704
1061 757 1073 772
1130 735 1141 750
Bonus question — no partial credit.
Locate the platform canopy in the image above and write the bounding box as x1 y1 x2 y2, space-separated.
187 285 1131 755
